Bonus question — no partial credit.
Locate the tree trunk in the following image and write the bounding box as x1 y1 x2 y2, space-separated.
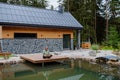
106 18 109 41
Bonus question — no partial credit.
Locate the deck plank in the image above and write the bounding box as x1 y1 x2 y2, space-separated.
20 54 69 63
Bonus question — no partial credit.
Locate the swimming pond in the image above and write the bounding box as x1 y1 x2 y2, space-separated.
0 60 120 80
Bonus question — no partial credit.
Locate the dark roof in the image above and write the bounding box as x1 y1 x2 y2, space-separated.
0 3 83 29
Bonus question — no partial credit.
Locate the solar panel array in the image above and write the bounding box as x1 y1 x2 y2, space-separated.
0 3 83 29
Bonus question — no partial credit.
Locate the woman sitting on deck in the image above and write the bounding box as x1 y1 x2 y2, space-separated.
43 47 52 58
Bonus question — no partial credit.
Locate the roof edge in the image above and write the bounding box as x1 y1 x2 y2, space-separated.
0 22 83 30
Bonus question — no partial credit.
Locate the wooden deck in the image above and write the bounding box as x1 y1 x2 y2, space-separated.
20 54 69 64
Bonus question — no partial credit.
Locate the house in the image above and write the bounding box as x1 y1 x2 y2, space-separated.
0 3 83 54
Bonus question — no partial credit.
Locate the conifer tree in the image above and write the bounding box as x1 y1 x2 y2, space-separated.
107 25 120 48
0 0 48 8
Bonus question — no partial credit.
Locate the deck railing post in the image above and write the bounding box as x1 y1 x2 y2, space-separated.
42 62 44 67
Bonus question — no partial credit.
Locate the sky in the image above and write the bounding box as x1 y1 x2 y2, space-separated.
47 0 59 9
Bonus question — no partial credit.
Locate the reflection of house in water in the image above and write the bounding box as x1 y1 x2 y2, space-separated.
0 60 97 80
1 60 119 80
0 62 84 80
0 63 34 80
0 62 70 80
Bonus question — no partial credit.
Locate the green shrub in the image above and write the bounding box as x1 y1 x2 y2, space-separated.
117 42 120 51
91 44 99 50
101 46 114 50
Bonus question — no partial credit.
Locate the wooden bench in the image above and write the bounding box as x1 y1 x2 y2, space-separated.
0 52 11 59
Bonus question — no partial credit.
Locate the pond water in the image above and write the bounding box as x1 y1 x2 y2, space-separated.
0 60 120 80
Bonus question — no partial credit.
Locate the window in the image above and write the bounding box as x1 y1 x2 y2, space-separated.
14 33 37 39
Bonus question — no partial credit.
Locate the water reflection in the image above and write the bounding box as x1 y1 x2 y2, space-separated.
0 60 120 80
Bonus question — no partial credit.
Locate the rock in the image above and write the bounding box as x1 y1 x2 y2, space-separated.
88 50 96 56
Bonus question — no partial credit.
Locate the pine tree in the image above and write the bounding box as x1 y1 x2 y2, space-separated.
61 0 97 43
107 25 120 48
0 0 7 3
111 0 120 18
0 0 48 8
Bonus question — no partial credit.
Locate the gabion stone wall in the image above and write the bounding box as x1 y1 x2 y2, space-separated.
1 39 64 54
